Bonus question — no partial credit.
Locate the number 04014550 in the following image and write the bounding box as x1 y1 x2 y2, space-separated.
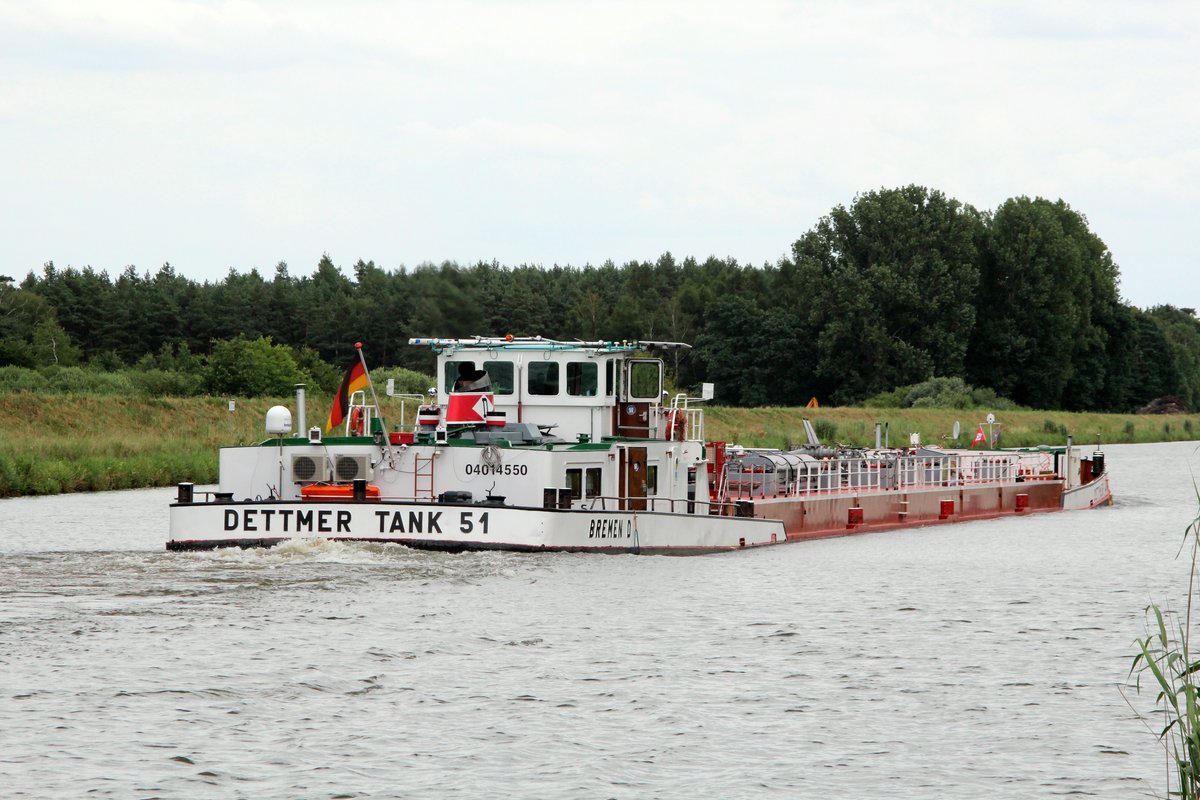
464 463 528 476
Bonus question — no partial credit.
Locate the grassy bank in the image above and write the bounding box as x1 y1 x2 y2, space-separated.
0 393 285 497
2 391 1198 497
705 406 1200 449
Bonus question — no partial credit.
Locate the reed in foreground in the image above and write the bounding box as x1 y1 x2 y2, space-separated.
1129 483 1200 798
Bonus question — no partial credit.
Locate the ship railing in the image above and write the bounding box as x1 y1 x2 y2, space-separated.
654 395 706 442
722 452 1035 500
1012 451 1057 479
585 495 742 516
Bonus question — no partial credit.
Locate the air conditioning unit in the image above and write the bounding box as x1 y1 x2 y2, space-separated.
333 455 372 482
291 453 329 483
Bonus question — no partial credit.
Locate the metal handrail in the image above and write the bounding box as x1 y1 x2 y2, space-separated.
584 495 743 516
722 451 1052 501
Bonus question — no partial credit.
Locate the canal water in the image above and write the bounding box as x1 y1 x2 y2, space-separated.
2 441 1198 798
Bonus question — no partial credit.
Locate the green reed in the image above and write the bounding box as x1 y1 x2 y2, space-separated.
1130 482 1200 798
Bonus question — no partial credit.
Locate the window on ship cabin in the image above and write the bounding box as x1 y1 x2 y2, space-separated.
483 360 514 395
605 360 615 396
528 362 559 396
444 360 472 393
443 360 513 394
585 467 602 498
628 360 662 400
566 362 598 396
646 464 658 496
566 468 582 500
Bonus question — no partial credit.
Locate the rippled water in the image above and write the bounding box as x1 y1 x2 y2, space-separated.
3 442 1199 798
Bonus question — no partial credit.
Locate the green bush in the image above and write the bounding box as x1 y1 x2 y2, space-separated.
293 346 341 394
371 366 437 396
0 365 138 394
863 387 906 408
864 376 1018 410
813 419 838 442
968 386 1018 410
0 366 40 393
0 342 391 400
135 342 203 375
203 336 312 397
906 377 973 409
0 364 210 397
130 369 204 397
89 351 127 371
1042 418 1069 437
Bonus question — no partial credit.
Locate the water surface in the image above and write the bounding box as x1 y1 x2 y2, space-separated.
2 442 1197 798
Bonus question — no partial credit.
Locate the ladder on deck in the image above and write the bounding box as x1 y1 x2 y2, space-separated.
414 454 435 500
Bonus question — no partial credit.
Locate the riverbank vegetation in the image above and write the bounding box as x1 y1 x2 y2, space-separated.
4 183 1200 496
4 185 1200 417
704 406 1200 450
1128 494 1200 797
2 390 1198 498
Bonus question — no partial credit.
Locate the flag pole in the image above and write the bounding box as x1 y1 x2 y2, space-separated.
355 342 399 468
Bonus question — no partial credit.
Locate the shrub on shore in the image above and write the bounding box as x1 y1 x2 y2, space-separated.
864 376 1019 410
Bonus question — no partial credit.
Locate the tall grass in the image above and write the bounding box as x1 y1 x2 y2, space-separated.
1129 486 1200 798
0 388 427 497
0 393 281 496
4 391 1200 497
705 406 1200 449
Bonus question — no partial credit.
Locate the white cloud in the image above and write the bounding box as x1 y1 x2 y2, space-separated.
1 0 1198 306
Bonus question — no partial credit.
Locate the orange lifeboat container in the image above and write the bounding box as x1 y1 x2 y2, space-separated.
300 484 381 501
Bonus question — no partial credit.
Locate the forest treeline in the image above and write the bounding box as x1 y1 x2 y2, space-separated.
2 185 1198 412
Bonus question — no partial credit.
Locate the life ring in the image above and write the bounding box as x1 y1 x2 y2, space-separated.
673 412 687 441
349 406 365 436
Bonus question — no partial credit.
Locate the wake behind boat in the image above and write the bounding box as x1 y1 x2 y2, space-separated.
167 336 1112 554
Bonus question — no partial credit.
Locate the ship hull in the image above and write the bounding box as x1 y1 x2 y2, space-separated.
167 500 788 555
167 472 1111 555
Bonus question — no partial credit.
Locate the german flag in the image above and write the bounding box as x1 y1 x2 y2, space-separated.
325 357 370 433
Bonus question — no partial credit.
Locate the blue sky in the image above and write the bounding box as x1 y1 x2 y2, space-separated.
2 0 1196 309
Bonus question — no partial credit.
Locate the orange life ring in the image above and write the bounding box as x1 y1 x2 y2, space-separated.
349 406 365 436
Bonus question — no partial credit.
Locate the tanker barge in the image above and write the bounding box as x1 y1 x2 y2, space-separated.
168 336 1112 554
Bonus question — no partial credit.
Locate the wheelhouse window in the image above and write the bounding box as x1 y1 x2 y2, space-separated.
566 362 598 396
444 360 469 393
444 360 514 395
628 360 662 400
527 362 559 395
605 360 615 396
484 361 514 395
